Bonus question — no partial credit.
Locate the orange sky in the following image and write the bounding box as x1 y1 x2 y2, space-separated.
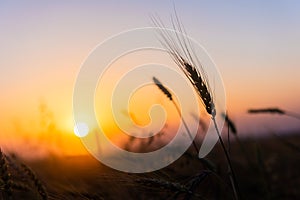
1 1 300 157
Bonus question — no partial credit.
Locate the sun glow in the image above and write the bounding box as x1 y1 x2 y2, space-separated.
74 122 90 138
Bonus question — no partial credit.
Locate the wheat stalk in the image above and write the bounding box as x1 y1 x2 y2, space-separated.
222 113 237 135
153 77 173 101
151 15 216 117
153 77 221 172
152 13 241 200
222 113 256 170
136 177 205 199
184 171 211 200
248 108 284 114
21 163 48 200
0 149 12 199
153 76 199 153
248 107 300 120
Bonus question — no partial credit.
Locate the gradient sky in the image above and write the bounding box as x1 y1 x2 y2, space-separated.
1 1 300 156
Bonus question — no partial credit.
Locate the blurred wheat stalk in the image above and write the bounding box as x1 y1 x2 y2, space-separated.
0 149 12 198
0 149 48 200
248 107 300 120
153 77 199 153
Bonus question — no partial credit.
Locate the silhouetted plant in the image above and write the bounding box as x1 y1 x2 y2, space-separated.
248 107 300 120
0 149 12 199
153 76 199 153
152 13 241 199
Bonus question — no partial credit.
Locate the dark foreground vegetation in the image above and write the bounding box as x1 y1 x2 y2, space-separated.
1 132 300 200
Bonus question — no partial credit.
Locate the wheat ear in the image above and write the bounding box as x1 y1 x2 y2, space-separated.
0 149 12 199
0 150 12 199
152 13 241 200
153 77 199 153
151 16 216 117
248 107 300 120
21 163 48 200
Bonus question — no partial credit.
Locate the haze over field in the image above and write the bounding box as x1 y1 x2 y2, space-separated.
1 1 300 157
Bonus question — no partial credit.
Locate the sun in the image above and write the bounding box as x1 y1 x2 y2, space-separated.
74 122 89 138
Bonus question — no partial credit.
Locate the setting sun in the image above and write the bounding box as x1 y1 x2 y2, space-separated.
74 122 90 138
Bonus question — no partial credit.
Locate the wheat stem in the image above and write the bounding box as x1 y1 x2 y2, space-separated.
212 117 240 200
153 77 199 154
172 100 199 153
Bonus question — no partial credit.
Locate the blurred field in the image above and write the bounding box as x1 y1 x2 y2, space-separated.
1 133 300 200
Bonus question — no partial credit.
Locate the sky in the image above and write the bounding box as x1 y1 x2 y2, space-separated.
1 1 300 157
